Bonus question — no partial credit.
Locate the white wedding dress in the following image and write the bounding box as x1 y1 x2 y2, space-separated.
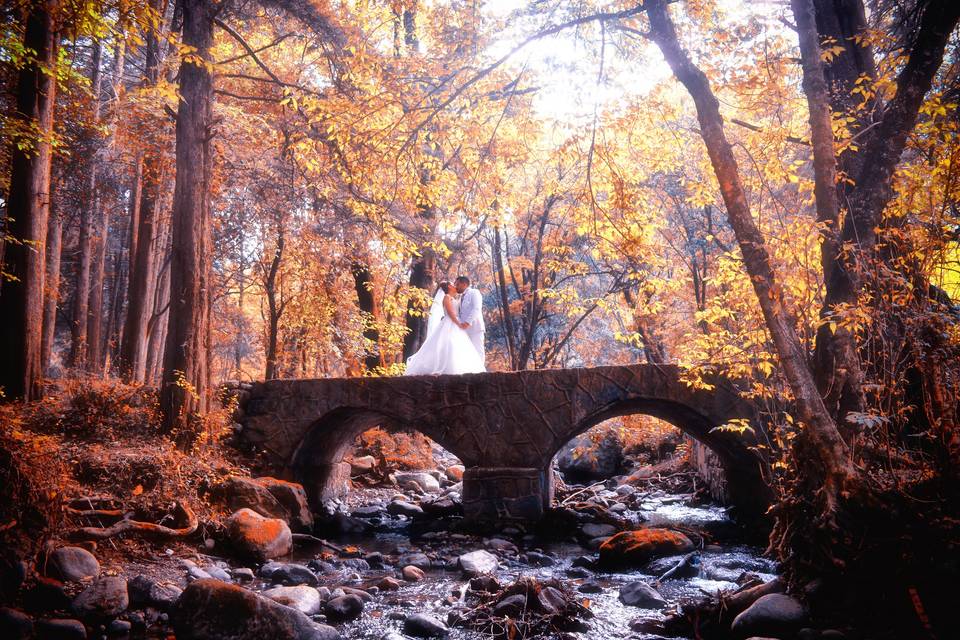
405 290 486 375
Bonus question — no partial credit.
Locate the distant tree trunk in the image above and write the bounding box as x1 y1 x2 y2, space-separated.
86 205 109 373
351 261 381 371
69 41 103 369
622 287 666 364
119 0 165 382
401 248 436 359
492 225 517 369
145 249 171 385
263 223 285 380
0 0 59 401
41 200 63 374
647 0 860 514
160 0 216 435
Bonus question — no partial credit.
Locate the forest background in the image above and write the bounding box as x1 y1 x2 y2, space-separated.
1 0 959 613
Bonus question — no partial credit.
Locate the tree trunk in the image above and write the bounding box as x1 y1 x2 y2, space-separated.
351 261 381 372
69 40 103 369
41 200 63 374
492 225 517 369
401 249 436 359
86 204 109 373
646 0 859 514
160 0 216 435
0 0 59 401
263 223 285 380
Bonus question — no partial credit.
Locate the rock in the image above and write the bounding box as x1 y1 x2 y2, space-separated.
469 575 501 592
523 551 555 567
333 512 370 533
269 564 319 587
342 587 373 602
619 581 666 608
217 476 290 521
399 553 432 570
565 567 592 579
349 456 376 474
492 594 527 617
0 607 33 640
380 633 406 640
46 547 100 582
404 612 449 637
225 508 292 562
387 501 424 517
107 619 131 636
556 430 623 480
206 565 232 582
256 477 314 531
420 496 461 517
581 523 617 539
731 593 807 638
445 465 465 482
577 580 603 594
402 565 425 581
262 585 322 615
127 575 182 611
598 529 694 568
72 576 128 619
25 576 72 613
457 550 498 576
324 594 363 622
187 565 213 581
484 538 517 552
35 618 87 640
536 586 566 614
232 568 255 583
0 549 27 601
395 472 440 493
172 579 340 640
377 576 402 590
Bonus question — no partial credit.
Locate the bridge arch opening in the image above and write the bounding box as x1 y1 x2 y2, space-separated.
289 407 469 509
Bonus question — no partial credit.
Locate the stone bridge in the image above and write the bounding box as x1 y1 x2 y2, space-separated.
234 365 770 522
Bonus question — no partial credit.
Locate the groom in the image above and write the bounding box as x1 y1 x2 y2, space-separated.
455 276 485 362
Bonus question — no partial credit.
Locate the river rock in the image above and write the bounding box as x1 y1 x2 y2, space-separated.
492 594 527 617
731 593 807 638
523 551 555 567
350 456 376 474
0 549 27 601
72 576 128 619
269 563 319 587
598 529 694 568
127 575 182 611
256 477 314 531
35 618 87 640
231 568 255 583
324 594 363 622
556 430 623 480
458 550 498 576
0 607 33 640
402 565 425 581
404 612 449 637
395 472 440 493
226 508 292 561
578 580 603 594
445 465 465 481
619 581 666 608
217 476 289 521
46 547 100 582
581 523 617 539
377 576 401 590
262 586 322 615
387 501 423 517
400 553 432 570
420 496 461 517
25 576 72 613
333 512 370 533
172 580 339 640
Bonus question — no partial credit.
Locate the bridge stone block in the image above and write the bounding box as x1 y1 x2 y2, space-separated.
462 467 552 522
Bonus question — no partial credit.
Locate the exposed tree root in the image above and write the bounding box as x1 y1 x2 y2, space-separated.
69 501 198 540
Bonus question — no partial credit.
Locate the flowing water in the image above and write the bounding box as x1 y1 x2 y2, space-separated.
246 488 778 640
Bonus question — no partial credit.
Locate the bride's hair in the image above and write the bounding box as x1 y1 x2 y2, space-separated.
436 281 452 295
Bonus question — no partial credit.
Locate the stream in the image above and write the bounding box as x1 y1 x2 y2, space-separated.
239 482 778 640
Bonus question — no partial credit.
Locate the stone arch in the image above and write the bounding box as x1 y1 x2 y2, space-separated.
288 406 471 509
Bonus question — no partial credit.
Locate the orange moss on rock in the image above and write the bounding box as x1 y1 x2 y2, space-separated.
598 528 694 568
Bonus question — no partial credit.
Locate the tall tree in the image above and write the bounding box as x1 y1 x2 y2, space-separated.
0 0 60 400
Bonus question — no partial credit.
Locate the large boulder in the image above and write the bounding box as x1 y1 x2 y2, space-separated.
731 593 807 638
556 429 623 480
45 547 100 582
0 607 32 640
71 576 128 619
598 529 694 568
35 618 87 640
394 472 440 494
403 613 449 637
255 477 313 532
217 476 289 521
128 575 182 611
324 594 363 622
172 579 339 640
225 509 292 562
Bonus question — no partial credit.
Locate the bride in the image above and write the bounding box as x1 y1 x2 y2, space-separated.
405 281 486 375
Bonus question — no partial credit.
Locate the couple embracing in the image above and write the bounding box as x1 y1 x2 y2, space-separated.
405 276 486 376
